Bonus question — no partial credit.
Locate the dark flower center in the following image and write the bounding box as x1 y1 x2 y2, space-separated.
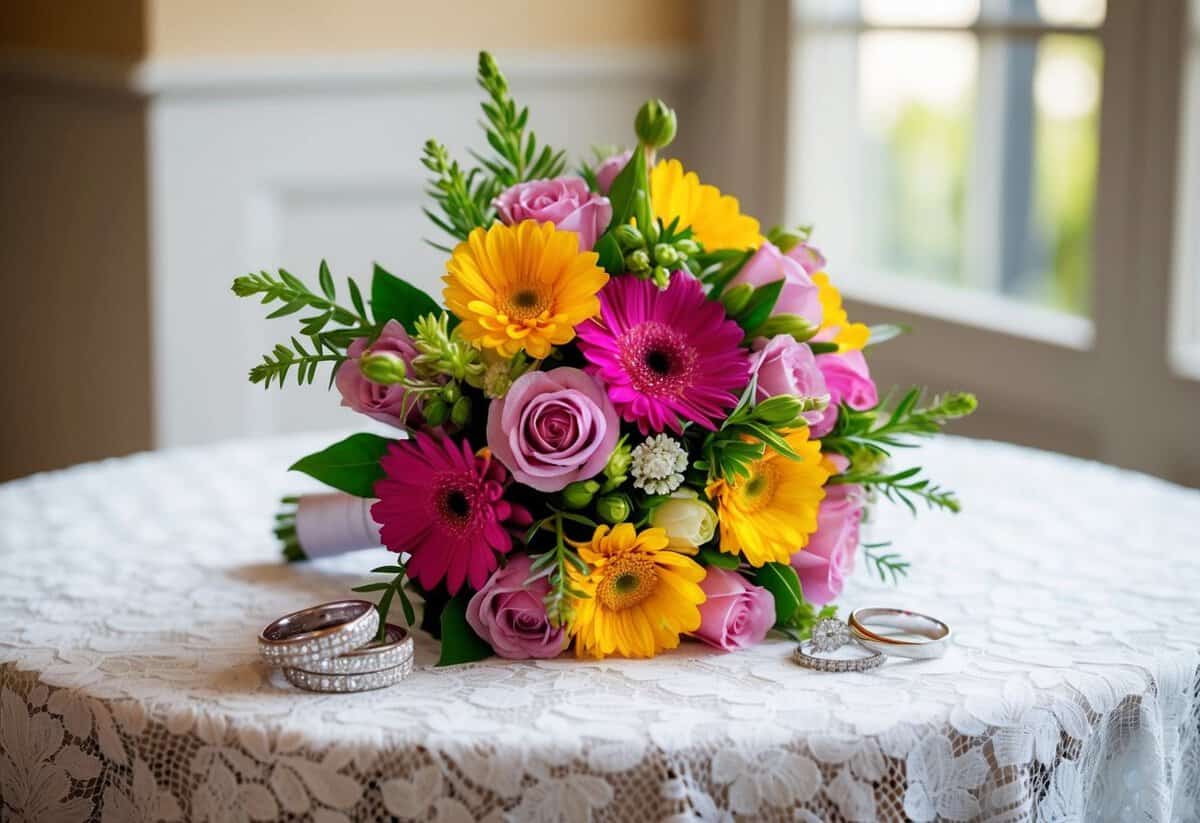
512 289 539 309
618 321 699 398
445 490 471 518
645 350 672 375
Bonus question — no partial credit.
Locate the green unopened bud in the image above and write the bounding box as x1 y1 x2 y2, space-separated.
765 226 804 254
423 398 449 427
721 283 754 316
939 392 978 418
450 396 472 426
359 351 408 385
562 479 601 509
625 248 652 274
754 395 805 426
758 313 819 342
441 381 462 403
595 493 633 524
602 438 632 491
654 244 680 267
674 238 701 256
477 51 506 94
652 266 671 289
635 98 677 150
612 224 645 250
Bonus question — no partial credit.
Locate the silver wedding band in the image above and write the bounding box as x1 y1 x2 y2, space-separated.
258 600 412 692
848 607 951 660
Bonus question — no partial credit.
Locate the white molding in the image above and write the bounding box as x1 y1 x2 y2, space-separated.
0 47 695 98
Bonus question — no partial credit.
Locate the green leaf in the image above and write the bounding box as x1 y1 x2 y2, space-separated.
808 342 840 355
737 279 785 335
605 147 647 233
318 259 336 300
288 433 393 497
370 263 441 332
699 547 740 569
752 562 804 626
437 592 493 666
866 323 910 347
595 232 625 276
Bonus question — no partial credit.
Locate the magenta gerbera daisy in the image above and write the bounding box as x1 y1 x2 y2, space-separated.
371 433 530 595
576 271 750 434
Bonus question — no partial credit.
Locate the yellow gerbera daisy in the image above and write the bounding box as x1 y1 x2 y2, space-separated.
443 220 609 358
706 429 831 567
813 272 870 351
650 159 763 251
567 523 706 659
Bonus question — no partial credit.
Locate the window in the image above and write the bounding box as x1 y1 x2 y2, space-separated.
1172 0 1200 378
787 0 1105 345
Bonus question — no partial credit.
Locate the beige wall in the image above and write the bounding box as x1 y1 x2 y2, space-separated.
2 1 698 59
0 83 153 481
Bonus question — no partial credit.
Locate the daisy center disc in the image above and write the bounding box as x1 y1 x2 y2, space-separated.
597 554 659 611
736 464 779 514
617 321 699 398
433 473 480 532
504 286 547 320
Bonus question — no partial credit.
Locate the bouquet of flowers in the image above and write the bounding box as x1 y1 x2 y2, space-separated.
233 52 976 664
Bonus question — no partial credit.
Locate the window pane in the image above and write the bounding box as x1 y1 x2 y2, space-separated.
980 0 1106 27
1028 35 1102 313
861 0 979 26
786 22 1103 319
857 31 977 285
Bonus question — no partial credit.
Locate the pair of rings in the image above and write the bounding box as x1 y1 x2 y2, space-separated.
792 607 950 673
258 600 413 692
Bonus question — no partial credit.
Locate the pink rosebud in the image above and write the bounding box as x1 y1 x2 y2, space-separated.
693 567 776 652
749 335 829 432
466 554 565 659
492 176 612 251
594 150 632 195
728 241 824 329
790 483 864 605
486 367 619 492
334 319 422 428
813 350 878 436
785 242 827 275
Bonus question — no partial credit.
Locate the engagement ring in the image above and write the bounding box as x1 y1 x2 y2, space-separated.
792 618 886 672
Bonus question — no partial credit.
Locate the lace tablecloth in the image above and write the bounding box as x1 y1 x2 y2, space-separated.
1 433 1198 822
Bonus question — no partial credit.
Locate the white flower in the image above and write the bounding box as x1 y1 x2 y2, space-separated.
649 490 717 549
630 434 688 495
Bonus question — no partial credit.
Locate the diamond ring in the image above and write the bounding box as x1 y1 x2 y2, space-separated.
291 623 413 677
792 618 885 673
258 599 379 670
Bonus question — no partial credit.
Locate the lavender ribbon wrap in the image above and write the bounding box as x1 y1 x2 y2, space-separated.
294 493 384 559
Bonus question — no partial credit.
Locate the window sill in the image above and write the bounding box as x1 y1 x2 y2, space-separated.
838 272 1095 351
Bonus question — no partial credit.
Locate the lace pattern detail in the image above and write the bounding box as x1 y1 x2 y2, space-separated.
2 433 1199 821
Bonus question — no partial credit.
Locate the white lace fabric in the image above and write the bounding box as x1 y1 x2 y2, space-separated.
1 433 1198 822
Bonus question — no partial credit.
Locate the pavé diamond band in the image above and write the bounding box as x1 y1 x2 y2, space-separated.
292 623 413 676
284 655 414 693
258 599 380 670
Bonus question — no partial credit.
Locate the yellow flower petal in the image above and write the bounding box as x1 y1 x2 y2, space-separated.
443 220 608 358
650 159 763 252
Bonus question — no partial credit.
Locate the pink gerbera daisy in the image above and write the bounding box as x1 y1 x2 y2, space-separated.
371 433 530 595
576 272 750 434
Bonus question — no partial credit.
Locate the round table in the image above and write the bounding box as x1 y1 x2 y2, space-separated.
2 434 1198 822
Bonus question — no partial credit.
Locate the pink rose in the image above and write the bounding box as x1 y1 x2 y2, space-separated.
492 176 612 251
486 367 619 492
813 351 878 436
728 241 823 329
790 483 864 605
785 242 827 275
466 554 565 659
334 319 421 428
750 335 830 433
594 150 632 194
693 567 776 651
